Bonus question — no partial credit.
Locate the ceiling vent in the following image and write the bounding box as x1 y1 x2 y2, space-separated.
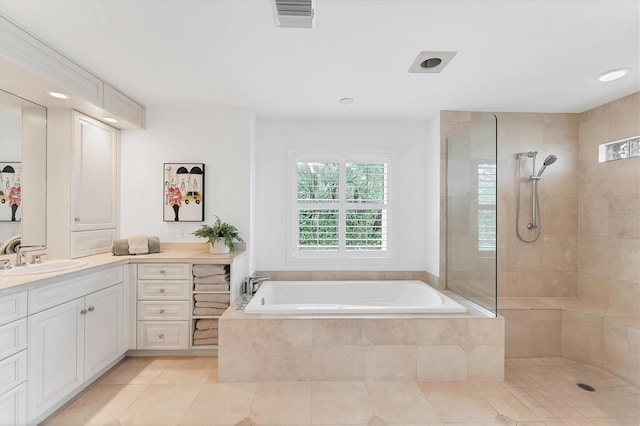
408 51 457 73
272 0 315 28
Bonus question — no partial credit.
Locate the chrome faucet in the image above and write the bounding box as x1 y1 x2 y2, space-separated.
15 245 45 267
244 274 271 296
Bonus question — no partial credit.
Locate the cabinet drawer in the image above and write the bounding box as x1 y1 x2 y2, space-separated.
29 266 124 314
136 321 188 349
0 319 26 361
137 301 189 320
138 264 190 280
137 280 189 300
0 291 27 326
0 350 26 395
0 382 26 426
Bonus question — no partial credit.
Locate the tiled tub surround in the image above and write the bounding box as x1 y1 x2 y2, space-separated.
218 295 504 382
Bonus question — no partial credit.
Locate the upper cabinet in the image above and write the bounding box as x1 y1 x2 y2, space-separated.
47 110 120 259
0 16 145 129
72 112 119 232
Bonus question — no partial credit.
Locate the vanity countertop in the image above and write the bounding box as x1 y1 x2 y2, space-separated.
0 248 245 293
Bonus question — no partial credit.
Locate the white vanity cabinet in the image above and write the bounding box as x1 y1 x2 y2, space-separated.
0 289 28 426
136 263 190 350
26 266 126 424
47 109 120 259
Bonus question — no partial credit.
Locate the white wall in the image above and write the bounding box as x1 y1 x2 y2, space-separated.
254 118 429 271
424 113 440 276
120 106 253 253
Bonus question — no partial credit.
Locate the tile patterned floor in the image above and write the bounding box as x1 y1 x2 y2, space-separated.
42 357 639 426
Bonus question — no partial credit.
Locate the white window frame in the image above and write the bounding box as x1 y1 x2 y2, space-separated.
287 150 395 264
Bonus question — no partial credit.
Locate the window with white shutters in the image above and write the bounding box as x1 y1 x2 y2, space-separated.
291 154 392 259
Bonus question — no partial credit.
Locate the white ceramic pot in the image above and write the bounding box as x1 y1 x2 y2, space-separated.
210 239 230 254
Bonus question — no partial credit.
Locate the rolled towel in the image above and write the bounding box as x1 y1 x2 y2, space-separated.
194 328 218 339
194 274 230 284
192 264 227 277
128 234 149 255
112 239 130 256
195 301 229 309
195 319 218 330
112 236 161 256
193 337 218 346
195 293 230 303
193 307 227 316
148 237 161 253
194 284 229 292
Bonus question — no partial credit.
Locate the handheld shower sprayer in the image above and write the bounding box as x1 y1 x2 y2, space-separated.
536 155 558 178
515 152 558 243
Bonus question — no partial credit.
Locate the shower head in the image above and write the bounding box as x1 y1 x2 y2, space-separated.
537 155 558 177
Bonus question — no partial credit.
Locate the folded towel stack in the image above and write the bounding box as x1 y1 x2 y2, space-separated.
192 264 230 291
191 264 229 346
112 236 161 256
193 319 218 346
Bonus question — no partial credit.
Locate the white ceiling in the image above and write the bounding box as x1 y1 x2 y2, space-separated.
0 0 638 122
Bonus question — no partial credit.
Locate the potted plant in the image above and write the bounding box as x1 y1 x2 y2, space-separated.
193 216 243 254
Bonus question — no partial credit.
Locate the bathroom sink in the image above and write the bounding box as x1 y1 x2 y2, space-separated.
0 260 88 277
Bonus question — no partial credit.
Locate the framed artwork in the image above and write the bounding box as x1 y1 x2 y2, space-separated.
0 162 21 222
163 163 205 222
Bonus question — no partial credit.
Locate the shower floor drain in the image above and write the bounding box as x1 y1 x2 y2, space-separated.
577 383 595 392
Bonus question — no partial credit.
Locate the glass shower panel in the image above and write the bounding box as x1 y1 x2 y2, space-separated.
446 114 497 315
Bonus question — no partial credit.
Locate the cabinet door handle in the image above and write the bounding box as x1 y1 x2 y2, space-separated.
159 309 165 314
159 288 165 293
80 309 87 315
158 334 164 339
88 306 95 312
74 217 81 222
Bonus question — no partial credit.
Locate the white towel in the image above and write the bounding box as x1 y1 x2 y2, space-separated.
128 234 149 255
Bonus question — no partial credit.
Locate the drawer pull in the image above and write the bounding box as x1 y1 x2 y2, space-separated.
80 309 87 315
159 270 165 274
159 309 165 314
159 288 165 293
88 306 95 312
158 333 164 339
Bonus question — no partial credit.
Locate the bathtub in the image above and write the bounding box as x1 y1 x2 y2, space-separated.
243 280 467 314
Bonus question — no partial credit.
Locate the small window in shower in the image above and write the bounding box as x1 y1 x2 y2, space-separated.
477 163 496 251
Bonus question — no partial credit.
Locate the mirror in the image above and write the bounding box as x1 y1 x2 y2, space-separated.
0 89 47 253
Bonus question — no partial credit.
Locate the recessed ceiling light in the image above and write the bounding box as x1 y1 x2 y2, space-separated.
103 117 118 123
420 58 442 69
339 98 354 105
47 91 69 99
596 68 630 82
409 51 457 73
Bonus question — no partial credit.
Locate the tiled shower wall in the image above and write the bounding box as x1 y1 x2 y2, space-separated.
577 92 639 314
440 111 580 298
